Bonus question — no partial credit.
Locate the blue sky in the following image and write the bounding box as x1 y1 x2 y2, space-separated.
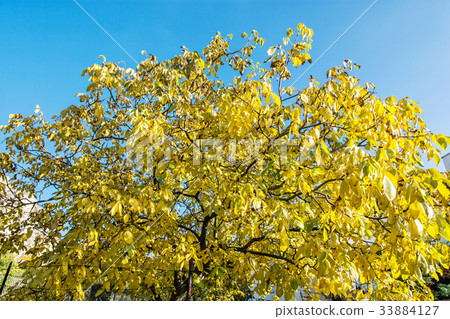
1 0 449 169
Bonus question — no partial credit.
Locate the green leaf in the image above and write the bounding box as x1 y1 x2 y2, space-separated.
305 220 319 233
215 266 226 278
196 259 204 272
317 261 327 277
290 278 299 290
317 251 326 263
94 288 105 297
276 285 283 297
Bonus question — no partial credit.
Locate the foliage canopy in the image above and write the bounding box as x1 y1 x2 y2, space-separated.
1 24 450 300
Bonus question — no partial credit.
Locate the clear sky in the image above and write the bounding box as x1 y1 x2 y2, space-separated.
1 0 449 169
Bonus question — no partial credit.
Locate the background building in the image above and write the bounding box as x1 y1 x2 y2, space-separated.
443 152 450 172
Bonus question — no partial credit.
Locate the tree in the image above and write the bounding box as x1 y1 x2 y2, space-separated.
0 254 24 297
1 23 450 301
426 266 450 300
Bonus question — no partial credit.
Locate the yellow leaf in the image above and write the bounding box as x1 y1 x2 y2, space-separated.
124 230 134 244
304 53 312 63
280 228 290 252
437 182 450 200
161 189 171 202
88 229 98 246
383 175 396 201
271 92 281 106
436 215 450 241
426 223 439 239
409 201 421 219
267 46 277 56
419 202 435 219
408 219 420 238
129 198 140 210
291 108 300 123
292 57 301 68
110 202 122 216
196 58 205 69
323 228 328 242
